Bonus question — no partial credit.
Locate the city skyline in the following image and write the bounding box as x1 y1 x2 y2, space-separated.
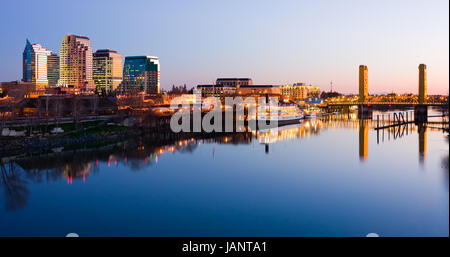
0 0 448 94
0 1 448 242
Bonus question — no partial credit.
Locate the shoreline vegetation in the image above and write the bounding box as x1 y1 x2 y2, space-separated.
0 116 253 159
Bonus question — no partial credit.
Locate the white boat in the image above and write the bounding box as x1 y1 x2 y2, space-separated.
253 105 304 127
304 111 316 119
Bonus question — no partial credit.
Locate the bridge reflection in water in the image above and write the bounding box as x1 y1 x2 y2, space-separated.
359 119 431 164
419 124 427 163
359 120 369 161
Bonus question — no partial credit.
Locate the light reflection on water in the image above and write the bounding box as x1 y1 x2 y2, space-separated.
0 109 448 236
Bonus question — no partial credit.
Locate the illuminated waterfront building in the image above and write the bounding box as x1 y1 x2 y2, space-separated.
281 84 306 100
93 49 123 95
280 83 320 100
197 84 236 97
197 84 281 97
216 78 252 89
418 64 427 104
198 77 280 97
237 85 280 96
359 65 368 102
57 34 95 94
0 81 44 99
122 56 160 94
47 53 59 87
22 39 53 90
304 85 320 98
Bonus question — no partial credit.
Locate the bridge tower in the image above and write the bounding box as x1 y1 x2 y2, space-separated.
415 64 428 123
359 65 368 102
418 64 427 104
357 65 371 118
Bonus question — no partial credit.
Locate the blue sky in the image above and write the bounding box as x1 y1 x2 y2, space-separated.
0 0 448 94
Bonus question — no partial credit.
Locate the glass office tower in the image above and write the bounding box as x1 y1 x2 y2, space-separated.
47 53 59 87
22 39 52 90
93 49 123 95
58 34 95 94
122 56 160 94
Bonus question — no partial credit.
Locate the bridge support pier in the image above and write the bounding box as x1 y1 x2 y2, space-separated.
414 105 428 123
358 104 372 119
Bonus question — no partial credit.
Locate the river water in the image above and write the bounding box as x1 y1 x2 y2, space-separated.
0 109 448 236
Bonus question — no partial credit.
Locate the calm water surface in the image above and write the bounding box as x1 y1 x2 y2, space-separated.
0 111 448 236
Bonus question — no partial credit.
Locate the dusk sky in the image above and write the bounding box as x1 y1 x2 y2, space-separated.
0 0 448 94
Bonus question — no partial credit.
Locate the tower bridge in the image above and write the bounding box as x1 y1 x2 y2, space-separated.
326 64 448 121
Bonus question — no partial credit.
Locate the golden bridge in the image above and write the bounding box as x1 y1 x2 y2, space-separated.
326 101 447 107
325 64 448 121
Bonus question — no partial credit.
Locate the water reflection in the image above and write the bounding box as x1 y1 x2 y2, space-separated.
442 135 449 190
418 124 427 164
0 112 447 212
0 163 29 211
256 119 322 144
359 120 369 161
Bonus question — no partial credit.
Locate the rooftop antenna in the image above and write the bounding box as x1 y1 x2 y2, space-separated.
330 81 333 93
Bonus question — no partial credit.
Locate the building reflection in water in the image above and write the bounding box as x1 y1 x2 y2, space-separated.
63 162 93 184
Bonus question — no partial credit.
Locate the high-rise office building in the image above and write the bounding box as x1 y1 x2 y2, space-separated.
47 53 59 87
58 34 95 93
22 39 52 90
122 56 160 94
93 49 123 95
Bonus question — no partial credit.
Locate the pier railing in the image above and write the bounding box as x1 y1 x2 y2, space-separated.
374 111 415 130
374 110 449 144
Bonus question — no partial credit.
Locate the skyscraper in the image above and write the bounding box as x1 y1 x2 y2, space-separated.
47 53 59 87
58 34 95 94
93 49 123 95
22 39 52 90
122 56 160 94
359 65 368 102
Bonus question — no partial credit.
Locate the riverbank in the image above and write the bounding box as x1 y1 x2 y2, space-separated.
0 120 134 157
